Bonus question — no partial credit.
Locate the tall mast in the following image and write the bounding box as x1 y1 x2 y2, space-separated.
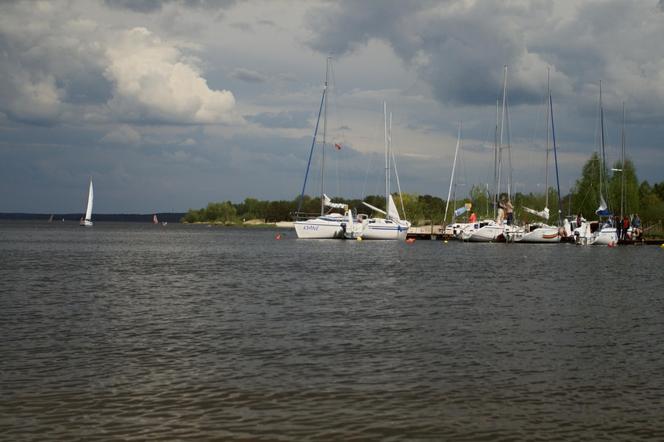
599 80 607 208
620 102 626 218
497 65 508 206
493 98 499 218
550 84 563 226
389 111 393 211
544 68 551 209
320 57 330 215
383 101 389 213
445 122 462 225
296 65 327 215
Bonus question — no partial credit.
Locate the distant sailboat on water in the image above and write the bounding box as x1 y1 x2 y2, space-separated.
48 214 54 223
80 177 93 227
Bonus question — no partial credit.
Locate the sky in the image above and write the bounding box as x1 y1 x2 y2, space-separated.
1 0 663 213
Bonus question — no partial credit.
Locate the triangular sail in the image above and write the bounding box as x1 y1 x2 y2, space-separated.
387 194 401 221
84 179 93 221
523 206 549 220
595 196 611 216
323 194 348 210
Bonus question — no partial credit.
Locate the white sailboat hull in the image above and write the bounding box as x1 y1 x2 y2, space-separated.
512 225 560 243
574 223 618 246
360 219 410 240
80 219 93 227
294 216 344 239
463 223 504 242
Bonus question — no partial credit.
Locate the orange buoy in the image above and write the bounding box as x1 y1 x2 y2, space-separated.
275 233 282 240
405 238 415 244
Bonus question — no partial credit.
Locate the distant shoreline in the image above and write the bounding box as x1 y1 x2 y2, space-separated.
0 213 186 223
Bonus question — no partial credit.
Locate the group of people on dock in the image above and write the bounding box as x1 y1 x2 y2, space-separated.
616 213 641 240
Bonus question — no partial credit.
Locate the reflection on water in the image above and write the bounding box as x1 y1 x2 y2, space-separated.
1 221 663 440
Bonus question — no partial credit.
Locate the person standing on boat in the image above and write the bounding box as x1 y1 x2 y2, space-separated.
615 215 623 240
576 213 583 229
469 211 477 224
504 199 514 225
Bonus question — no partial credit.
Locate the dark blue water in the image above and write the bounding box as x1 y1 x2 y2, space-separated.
1 221 663 440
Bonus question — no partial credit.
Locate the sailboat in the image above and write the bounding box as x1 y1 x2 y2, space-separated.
153 214 159 224
463 65 520 242
358 102 411 240
574 82 618 246
293 58 355 239
79 177 93 227
512 70 568 243
442 123 482 240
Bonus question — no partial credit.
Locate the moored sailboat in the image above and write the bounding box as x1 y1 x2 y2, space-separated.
464 65 520 242
359 102 411 240
511 69 567 243
575 82 618 246
293 58 354 239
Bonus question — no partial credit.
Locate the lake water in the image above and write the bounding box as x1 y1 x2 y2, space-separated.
1 221 663 440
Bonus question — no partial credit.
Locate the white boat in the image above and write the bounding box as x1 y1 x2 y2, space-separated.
358 102 411 240
292 58 352 239
294 195 357 239
79 177 93 227
513 70 564 243
464 66 514 242
153 214 159 224
575 82 618 246
461 220 503 242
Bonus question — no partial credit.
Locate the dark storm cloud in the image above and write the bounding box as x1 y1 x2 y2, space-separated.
306 0 547 106
230 68 267 83
246 111 311 129
305 0 664 112
104 0 238 13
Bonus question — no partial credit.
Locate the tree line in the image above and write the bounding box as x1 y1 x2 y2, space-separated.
183 154 664 228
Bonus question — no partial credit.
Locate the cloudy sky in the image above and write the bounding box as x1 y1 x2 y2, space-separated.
1 0 663 213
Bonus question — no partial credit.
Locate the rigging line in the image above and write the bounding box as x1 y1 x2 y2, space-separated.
297 85 326 214
391 151 406 219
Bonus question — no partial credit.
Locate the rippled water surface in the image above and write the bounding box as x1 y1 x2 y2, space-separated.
1 221 664 440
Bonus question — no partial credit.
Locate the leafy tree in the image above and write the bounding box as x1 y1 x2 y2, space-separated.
572 152 606 218
608 158 639 216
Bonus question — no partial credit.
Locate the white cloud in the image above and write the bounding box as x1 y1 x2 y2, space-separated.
104 27 236 124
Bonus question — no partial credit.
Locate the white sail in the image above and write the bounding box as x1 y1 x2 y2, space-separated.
523 206 549 220
387 194 401 221
323 194 348 210
80 178 94 227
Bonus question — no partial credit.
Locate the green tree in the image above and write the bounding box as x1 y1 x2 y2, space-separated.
572 152 606 218
608 158 639 216
469 184 491 219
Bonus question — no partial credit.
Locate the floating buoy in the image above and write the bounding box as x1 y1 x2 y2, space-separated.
444 240 448 244
608 242 615 248
406 238 416 244
356 237 363 241
275 233 281 240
